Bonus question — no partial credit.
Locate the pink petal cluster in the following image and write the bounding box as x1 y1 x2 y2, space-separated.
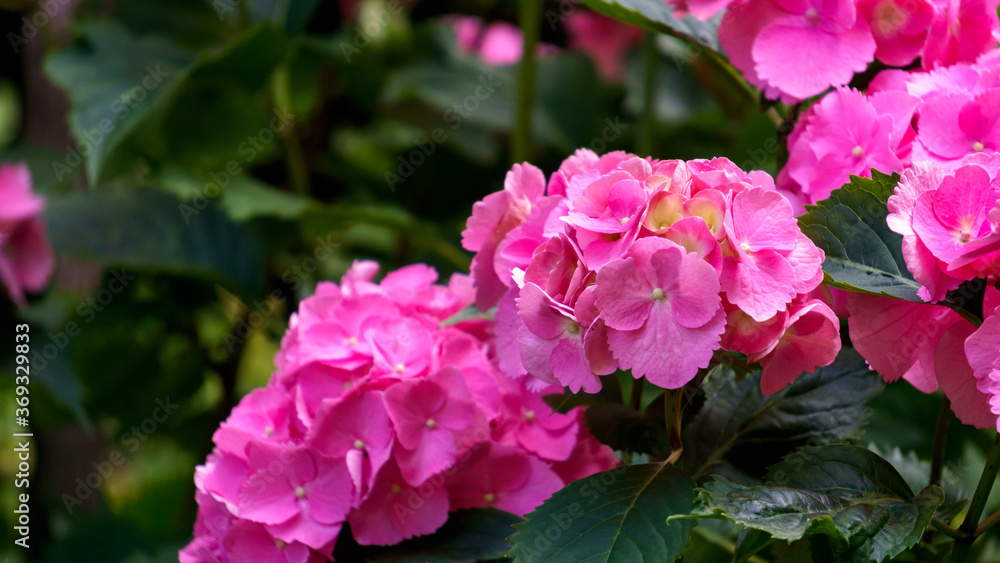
967 289 1000 429
709 0 998 101
847 284 1000 429
451 16 557 66
181 262 616 562
464 150 839 395
780 53 1000 207
564 10 644 82
0 163 54 306
886 154 1000 302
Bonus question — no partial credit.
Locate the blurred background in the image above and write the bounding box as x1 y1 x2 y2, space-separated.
0 0 993 560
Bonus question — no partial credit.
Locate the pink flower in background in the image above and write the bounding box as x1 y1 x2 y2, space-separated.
0 163 54 306
564 10 643 82
922 0 1000 68
451 17 557 66
183 261 616 559
719 0 876 101
469 151 837 394
858 0 936 66
781 55 1000 208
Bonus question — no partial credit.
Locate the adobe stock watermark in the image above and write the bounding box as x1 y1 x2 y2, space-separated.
384 73 503 191
7 0 74 53
61 396 179 513
51 64 171 181
30 269 136 372
178 107 295 223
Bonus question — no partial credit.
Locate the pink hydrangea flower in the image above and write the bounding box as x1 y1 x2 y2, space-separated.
967 299 1000 429
922 0 1000 69
858 0 936 66
887 157 1000 302
564 10 643 82
847 292 995 427
471 153 836 394
719 0 876 101
184 261 617 558
462 163 547 309
752 297 842 394
0 163 54 306
778 88 911 206
447 442 564 516
596 237 726 388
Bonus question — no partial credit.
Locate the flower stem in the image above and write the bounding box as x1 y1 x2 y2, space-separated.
930 397 952 487
511 0 543 164
951 432 1000 562
271 64 309 195
637 32 657 157
665 388 683 455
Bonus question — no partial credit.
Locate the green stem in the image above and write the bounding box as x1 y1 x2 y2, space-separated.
664 388 683 455
511 0 543 163
932 518 966 541
628 378 643 411
951 432 1000 562
929 397 952 487
637 32 657 156
975 508 1000 537
271 64 309 195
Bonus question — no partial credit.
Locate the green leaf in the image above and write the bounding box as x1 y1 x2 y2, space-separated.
508 463 696 562
691 445 945 563
583 403 668 455
734 529 772 563
44 189 265 298
45 21 288 185
355 508 521 563
580 0 721 50
153 167 313 222
683 349 884 480
797 170 922 301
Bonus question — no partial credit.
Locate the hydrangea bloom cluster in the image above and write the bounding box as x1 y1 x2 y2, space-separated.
846 153 999 428
686 0 1000 101
886 153 1000 302
463 150 840 395
846 289 997 428
967 289 1000 429
181 262 617 562
0 162 54 306
779 53 1000 209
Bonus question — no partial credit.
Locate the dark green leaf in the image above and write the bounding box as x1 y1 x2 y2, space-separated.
361 508 521 563
583 403 668 455
734 529 772 563
683 349 884 481
508 463 696 562
45 189 265 298
797 171 921 301
45 22 288 185
690 445 945 563
580 0 721 50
